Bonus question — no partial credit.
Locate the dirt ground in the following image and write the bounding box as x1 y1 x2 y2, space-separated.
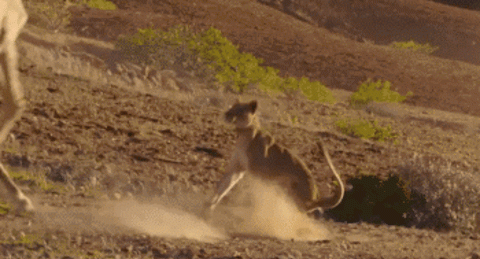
1 0 480 258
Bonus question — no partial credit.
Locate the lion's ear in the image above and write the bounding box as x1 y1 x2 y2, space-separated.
249 100 258 113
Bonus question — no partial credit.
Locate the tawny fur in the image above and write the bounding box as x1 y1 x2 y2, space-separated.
208 100 344 214
0 0 33 213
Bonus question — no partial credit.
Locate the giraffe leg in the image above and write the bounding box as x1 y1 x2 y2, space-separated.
0 0 33 213
0 36 26 145
0 163 33 213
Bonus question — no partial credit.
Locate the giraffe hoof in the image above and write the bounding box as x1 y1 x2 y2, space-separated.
14 194 34 215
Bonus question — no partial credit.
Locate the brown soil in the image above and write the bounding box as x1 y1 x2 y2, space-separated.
1 0 480 258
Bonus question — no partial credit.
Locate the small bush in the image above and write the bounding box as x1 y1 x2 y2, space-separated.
7 234 41 245
117 26 335 102
257 74 335 103
291 77 336 103
86 0 117 10
190 27 266 92
335 119 398 142
116 26 216 82
8 167 66 194
24 0 72 31
350 79 413 106
397 159 480 232
0 201 11 215
192 28 335 102
390 40 439 54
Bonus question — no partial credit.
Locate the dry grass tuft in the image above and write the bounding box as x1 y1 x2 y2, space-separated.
397 157 480 232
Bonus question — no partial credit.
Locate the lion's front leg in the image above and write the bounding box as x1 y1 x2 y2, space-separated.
209 171 246 211
208 155 246 212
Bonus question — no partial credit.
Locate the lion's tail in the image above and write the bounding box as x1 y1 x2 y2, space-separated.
307 140 345 213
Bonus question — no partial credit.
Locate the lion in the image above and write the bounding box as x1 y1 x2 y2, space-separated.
207 100 344 215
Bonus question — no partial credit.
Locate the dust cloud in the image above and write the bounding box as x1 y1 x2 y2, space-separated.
107 199 227 242
33 177 330 242
211 176 331 241
33 197 227 243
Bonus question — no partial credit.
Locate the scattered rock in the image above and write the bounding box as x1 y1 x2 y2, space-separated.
112 192 122 200
159 70 180 91
133 76 145 89
125 192 134 199
364 102 402 118
122 244 133 253
75 236 82 246
470 251 480 259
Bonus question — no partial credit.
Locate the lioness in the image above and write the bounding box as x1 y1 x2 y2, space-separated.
208 100 344 215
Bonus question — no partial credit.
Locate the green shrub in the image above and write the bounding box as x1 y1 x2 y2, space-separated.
257 73 335 103
117 26 335 102
335 119 398 142
190 27 268 92
350 79 412 106
286 77 335 103
117 27 175 66
24 0 71 31
299 78 335 103
8 167 66 194
257 66 285 93
390 40 439 54
192 28 334 102
0 201 11 215
118 26 265 91
116 26 215 81
86 0 117 10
